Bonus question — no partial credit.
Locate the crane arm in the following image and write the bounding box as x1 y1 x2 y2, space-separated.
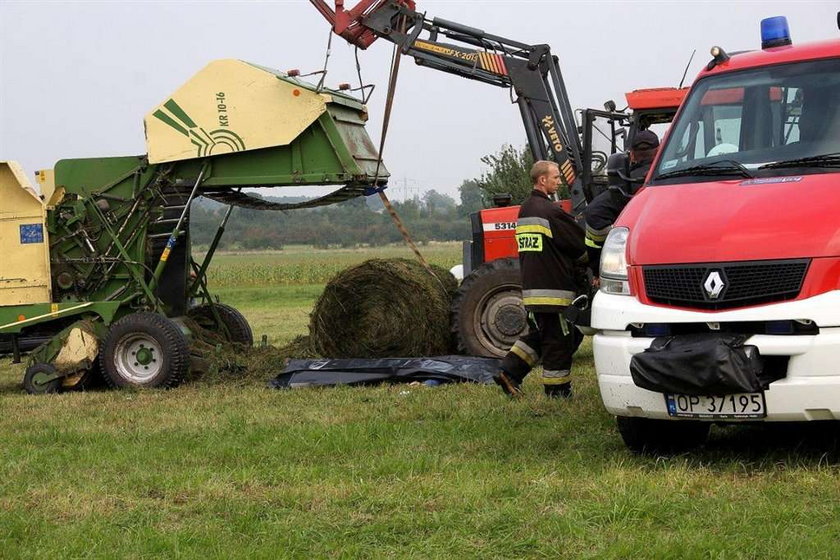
309 0 587 212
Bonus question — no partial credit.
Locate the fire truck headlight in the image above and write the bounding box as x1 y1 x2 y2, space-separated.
600 227 631 295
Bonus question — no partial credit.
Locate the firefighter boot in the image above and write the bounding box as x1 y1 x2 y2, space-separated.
544 383 572 399
542 367 572 398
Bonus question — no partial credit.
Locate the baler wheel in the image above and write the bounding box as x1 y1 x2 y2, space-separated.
23 363 62 395
451 258 526 358
187 303 253 346
100 312 190 389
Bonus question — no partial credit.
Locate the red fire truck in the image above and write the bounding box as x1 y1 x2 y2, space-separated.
593 16 840 451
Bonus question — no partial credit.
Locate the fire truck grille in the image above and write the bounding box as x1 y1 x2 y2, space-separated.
643 259 810 310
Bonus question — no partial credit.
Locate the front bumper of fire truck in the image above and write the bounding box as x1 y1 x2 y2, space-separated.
592 291 840 422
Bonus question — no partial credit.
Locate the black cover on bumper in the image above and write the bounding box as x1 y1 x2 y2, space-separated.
630 334 763 395
270 355 499 389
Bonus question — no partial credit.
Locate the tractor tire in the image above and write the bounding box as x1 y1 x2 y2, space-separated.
616 416 711 454
187 303 253 346
23 363 62 395
100 312 190 389
451 258 527 358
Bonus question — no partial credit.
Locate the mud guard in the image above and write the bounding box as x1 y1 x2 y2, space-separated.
28 318 108 388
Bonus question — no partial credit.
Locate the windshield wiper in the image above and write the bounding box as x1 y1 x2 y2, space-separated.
758 152 840 170
654 159 754 181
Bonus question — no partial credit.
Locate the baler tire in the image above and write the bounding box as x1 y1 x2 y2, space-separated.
23 363 62 395
616 416 710 454
187 303 253 346
451 258 526 358
100 312 190 389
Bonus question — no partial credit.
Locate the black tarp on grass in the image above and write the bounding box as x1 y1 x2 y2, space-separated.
269 355 499 389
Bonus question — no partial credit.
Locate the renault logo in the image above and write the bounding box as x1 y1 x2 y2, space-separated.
703 270 726 299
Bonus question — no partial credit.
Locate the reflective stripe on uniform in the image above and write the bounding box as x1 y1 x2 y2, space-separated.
523 296 573 307
516 217 553 238
585 223 611 243
586 223 612 237
521 289 574 308
517 225 552 238
509 340 539 367
541 369 571 385
559 313 570 337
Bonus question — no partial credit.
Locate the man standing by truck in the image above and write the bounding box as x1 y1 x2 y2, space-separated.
494 161 587 398
583 130 659 276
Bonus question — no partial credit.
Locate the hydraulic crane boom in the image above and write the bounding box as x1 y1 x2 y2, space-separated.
310 0 588 213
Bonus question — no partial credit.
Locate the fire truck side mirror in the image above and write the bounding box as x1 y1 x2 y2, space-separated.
492 193 513 207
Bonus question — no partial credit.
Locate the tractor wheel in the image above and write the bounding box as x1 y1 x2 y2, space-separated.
616 416 711 454
23 363 62 395
100 312 190 389
187 303 253 346
451 258 526 358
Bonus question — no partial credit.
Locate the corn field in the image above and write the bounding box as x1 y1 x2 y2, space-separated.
204 243 463 287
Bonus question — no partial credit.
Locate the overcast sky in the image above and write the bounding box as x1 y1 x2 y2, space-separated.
1 1 838 200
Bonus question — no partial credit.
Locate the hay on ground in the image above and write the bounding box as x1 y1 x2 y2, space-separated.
193 335 319 385
186 313 319 384
310 258 457 358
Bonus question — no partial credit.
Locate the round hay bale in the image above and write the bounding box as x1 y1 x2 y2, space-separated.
310 258 457 358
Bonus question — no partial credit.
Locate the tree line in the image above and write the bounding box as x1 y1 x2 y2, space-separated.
190 144 534 250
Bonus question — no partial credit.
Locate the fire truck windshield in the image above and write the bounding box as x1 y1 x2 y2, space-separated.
652 58 840 184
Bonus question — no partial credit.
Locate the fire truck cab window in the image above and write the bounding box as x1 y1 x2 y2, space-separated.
654 58 840 182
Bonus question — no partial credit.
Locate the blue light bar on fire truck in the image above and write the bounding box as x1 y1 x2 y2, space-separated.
761 16 792 49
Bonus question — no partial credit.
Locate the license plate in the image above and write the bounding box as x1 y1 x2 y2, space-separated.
665 392 766 419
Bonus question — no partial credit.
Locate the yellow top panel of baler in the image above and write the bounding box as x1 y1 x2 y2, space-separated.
144 59 330 164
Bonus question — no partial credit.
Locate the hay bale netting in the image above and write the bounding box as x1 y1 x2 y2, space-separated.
310 258 458 358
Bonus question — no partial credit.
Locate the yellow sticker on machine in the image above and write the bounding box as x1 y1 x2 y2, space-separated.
517 233 543 252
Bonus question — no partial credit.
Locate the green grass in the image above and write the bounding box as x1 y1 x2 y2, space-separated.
1 247 839 558
213 284 322 346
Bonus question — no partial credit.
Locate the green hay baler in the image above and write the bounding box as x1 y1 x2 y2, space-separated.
0 59 387 393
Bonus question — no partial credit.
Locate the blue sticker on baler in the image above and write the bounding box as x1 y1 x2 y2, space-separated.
20 224 44 244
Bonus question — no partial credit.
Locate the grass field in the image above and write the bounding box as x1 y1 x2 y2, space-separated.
1 244 838 559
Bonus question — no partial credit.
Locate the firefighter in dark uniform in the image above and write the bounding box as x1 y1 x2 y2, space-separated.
584 129 659 276
494 160 587 398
